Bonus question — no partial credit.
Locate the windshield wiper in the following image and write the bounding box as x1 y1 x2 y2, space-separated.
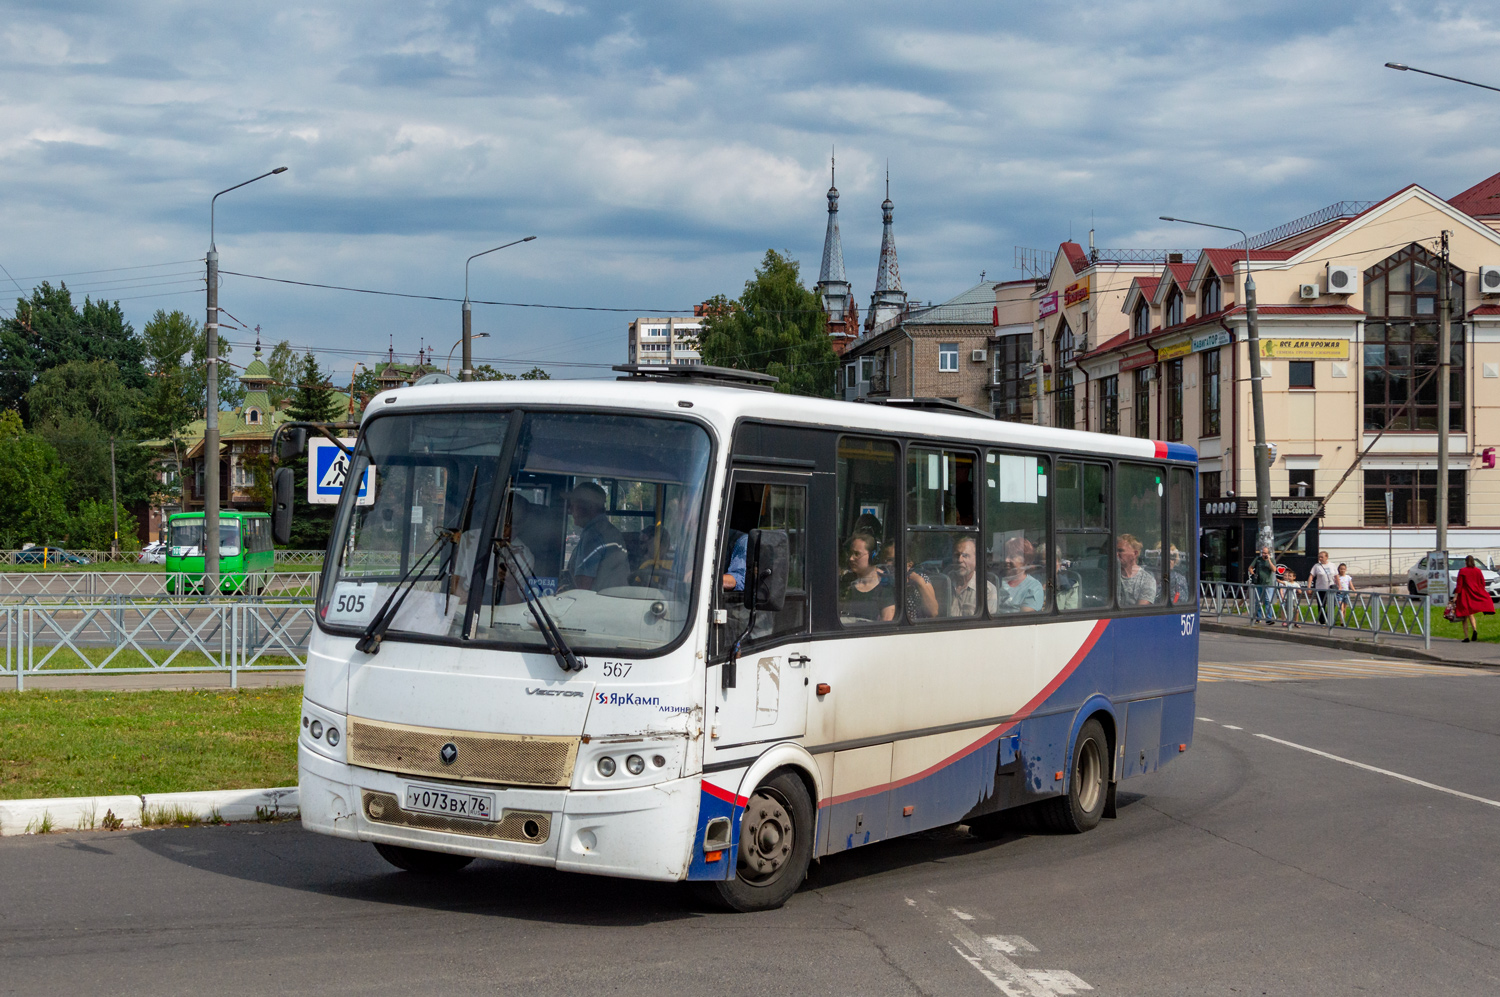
495 538 586 673
355 470 478 656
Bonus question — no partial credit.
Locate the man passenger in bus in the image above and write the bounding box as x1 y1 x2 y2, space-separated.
996 536 1045 613
721 531 747 591
878 542 940 619
564 481 628 590
840 532 895 622
1116 533 1158 606
948 535 997 616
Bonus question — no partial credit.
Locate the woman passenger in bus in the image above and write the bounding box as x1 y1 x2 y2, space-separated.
878 542 940 619
1115 533 1158 606
995 536 1045 613
840 532 895 622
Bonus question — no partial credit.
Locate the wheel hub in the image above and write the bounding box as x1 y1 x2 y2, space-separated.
738 790 794 883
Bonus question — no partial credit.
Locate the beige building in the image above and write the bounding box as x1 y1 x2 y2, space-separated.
1039 170 1500 580
626 316 702 366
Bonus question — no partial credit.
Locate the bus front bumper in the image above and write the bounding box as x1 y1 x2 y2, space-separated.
299 745 701 882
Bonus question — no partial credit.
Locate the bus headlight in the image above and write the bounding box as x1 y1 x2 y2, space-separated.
625 754 645 775
325 726 339 747
310 720 323 740
597 756 616 777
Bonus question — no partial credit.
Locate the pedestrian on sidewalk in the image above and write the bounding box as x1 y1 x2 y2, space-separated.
1280 567 1303 628
1334 563 1355 626
1309 550 1337 625
1452 555 1495 643
1249 545 1277 624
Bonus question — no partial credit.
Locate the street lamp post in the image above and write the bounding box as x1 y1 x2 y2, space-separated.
1384 63 1500 93
447 332 490 374
1161 216 1273 553
462 237 535 382
206 167 286 587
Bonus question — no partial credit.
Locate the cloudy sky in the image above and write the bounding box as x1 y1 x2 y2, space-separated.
2 0 1498 382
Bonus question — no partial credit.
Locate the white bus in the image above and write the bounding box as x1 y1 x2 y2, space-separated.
288 366 1199 912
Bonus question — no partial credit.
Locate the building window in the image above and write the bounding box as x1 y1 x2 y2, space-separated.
1201 349 1220 437
1056 372 1074 430
1288 468 1314 497
939 343 959 372
1289 360 1314 389
1052 321 1075 430
1133 369 1151 438
1165 288 1184 327
1200 470 1221 499
1201 274 1221 314
1099 375 1119 434
1363 244 1465 432
1054 321 1075 366
1133 300 1150 338
991 335 1032 423
1364 469 1465 526
1165 359 1184 441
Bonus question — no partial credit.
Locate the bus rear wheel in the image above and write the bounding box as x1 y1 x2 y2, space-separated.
699 771 813 913
373 842 474 875
1035 718 1109 834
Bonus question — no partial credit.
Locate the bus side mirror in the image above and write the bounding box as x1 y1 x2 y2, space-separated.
273 467 295 544
279 428 307 460
743 528 789 613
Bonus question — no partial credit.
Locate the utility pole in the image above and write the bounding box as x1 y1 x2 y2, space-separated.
1437 230 1451 553
462 236 536 383
109 436 119 559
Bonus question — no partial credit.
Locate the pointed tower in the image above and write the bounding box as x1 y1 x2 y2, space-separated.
865 168 908 334
815 152 859 353
239 335 273 427
376 336 407 393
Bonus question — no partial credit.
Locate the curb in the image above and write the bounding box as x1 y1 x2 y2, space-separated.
0 786 298 836
1201 619 1500 668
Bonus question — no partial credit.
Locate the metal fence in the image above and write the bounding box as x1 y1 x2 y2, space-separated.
0 602 317 690
0 549 325 567
0 572 318 604
1199 581 1431 649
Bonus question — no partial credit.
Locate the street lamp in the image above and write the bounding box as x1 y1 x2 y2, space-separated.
462 237 535 382
447 333 489 374
206 167 286 587
1384 63 1500 94
1160 215 1273 554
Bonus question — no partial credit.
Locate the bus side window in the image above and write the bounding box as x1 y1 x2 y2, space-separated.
1168 467 1195 606
986 451 1050 615
906 447 982 620
1055 461 1111 611
1116 463 1167 608
717 479 808 649
836 437 898 626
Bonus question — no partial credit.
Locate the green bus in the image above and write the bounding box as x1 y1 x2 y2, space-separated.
164 510 275 594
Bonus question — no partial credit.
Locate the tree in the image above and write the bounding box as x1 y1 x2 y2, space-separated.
288 351 343 423
266 340 297 410
0 411 68 547
0 282 146 421
26 361 156 513
472 365 551 381
697 250 838 397
140 310 199 439
186 335 244 414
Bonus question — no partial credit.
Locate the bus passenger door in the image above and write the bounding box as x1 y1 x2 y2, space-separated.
707 472 811 758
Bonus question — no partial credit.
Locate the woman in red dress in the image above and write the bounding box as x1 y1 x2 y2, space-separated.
1452 555 1495 642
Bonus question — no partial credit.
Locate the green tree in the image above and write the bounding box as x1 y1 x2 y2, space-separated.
66 498 140 552
139 310 199 439
0 411 68 546
27 360 157 512
0 283 146 421
288 351 342 423
697 250 837 397
472 364 552 381
266 340 297 410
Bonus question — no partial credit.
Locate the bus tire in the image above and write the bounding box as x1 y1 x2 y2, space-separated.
1036 718 1108 834
699 770 813 913
373 842 474 875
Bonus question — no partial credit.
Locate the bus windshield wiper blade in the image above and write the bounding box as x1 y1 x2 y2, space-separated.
356 470 478 656
496 539 586 673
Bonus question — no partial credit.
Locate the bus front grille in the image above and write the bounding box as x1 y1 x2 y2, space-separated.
361 791 552 843
347 717 578 787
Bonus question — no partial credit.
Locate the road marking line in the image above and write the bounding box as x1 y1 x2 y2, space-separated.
1197 716 1213 721
950 907 976 920
1253 733 1500 809
907 896 1051 996
987 935 1040 954
1221 725 1243 730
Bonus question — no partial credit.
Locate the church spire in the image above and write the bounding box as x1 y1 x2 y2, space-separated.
866 164 907 333
815 147 858 353
818 149 847 286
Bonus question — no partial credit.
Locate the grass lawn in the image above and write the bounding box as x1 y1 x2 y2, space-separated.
1429 607 1500 643
0 686 302 799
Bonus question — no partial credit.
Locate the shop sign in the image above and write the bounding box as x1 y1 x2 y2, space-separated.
1156 339 1192 362
1191 329 1231 353
1258 337 1348 360
1119 350 1157 371
1038 292 1060 318
1063 278 1090 307
1243 497 1324 518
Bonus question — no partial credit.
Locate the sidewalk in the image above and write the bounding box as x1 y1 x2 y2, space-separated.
1203 617 1500 667
1 671 303 693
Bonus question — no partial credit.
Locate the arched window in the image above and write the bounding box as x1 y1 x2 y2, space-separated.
1201 273 1221 314
246 408 260 425
1055 319 1076 367
1165 287 1184 327
1363 243 1465 433
1132 300 1150 338
1054 320 1075 429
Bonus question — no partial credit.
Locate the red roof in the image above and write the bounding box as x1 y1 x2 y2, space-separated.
1167 262 1196 287
1061 242 1090 274
1469 304 1500 316
1199 248 1294 276
1450 170 1500 219
1254 305 1363 316
1081 330 1132 360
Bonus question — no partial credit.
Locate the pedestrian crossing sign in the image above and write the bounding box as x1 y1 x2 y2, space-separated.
308 438 374 506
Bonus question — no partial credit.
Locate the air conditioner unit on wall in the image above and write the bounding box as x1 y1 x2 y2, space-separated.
1326 265 1358 295
971 349 987 362
1299 284 1319 300
1481 265 1500 295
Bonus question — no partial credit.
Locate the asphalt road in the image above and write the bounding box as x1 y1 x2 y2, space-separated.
4 633 1499 996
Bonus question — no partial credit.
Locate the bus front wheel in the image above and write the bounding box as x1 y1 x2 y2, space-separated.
373 842 474 875
698 770 813 913
1036 718 1108 834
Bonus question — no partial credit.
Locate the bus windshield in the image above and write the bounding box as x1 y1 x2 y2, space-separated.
321 410 712 654
168 519 241 556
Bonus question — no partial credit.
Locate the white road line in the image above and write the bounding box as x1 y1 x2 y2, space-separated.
1197 716 1214 721
1253 733 1500 809
907 896 1051 996
1221 725 1243 730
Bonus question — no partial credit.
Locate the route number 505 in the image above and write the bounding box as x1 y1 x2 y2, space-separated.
1180 614 1196 636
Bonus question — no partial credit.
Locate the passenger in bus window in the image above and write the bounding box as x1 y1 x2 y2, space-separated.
948 536 997 616
721 531 747 590
1116 533 1158 606
880 542 940 619
840 532 895 622
564 482 628 590
995 536 1045 613
1167 545 1190 605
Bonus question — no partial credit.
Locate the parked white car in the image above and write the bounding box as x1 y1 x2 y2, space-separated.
138 541 167 565
1406 554 1500 599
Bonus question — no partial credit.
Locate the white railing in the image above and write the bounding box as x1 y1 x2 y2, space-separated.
1199 581 1431 649
0 572 318 603
0 602 317 690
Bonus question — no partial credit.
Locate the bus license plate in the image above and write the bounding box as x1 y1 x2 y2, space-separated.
402 783 496 822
